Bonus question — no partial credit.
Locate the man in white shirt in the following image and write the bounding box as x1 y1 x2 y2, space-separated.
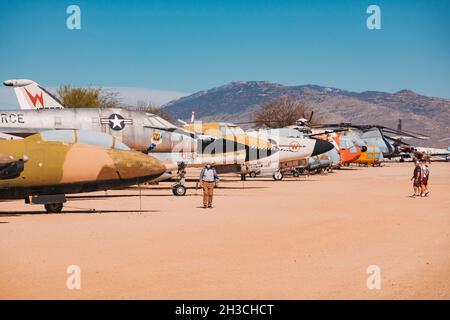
199 163 219 208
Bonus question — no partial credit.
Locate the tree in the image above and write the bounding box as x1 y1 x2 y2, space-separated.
57 85 123 108
134 100 174 123
253 95 319 128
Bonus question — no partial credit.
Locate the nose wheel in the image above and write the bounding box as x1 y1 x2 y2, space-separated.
171 162 187 196
272 171 284 181
44 203 63 213
172 184 186 196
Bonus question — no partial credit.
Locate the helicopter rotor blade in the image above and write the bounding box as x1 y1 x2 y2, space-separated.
384 135 411 146
232 120 289 125
379 126 429 140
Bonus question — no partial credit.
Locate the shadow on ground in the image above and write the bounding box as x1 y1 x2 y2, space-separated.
0 209 160 217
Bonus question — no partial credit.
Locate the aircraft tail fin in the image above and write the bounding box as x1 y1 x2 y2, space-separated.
3 79 64 109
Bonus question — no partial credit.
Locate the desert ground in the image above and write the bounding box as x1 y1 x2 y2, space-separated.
0 162 449 299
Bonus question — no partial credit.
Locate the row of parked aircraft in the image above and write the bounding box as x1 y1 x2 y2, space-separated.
1 79 449 213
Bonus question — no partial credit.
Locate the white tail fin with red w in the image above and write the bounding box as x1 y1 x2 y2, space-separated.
3 79 64 110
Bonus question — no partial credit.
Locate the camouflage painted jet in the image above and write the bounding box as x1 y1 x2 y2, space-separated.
181 122 334 180
0 130 165 213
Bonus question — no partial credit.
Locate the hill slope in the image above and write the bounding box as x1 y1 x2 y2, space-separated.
163 81 450 148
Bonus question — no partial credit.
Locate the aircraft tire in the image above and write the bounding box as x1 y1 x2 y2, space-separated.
273 171 283 181
172 184 186 196
44 203 63 214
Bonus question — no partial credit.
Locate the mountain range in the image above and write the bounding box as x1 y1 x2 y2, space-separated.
162 81 450 148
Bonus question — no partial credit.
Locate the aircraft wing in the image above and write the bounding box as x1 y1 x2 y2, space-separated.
144 125 217 141
0 131 24 140
0 127 76 139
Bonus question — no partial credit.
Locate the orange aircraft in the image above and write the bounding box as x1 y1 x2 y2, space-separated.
312 132 363 167
333 133 363 166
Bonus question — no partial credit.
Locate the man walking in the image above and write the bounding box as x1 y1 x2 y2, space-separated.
199 163 219 208
410 161 422 197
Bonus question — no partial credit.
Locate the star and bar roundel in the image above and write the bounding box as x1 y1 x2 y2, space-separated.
100 113 133 131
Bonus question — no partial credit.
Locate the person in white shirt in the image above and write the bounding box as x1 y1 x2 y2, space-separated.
420 160 430 197
199 163 219 208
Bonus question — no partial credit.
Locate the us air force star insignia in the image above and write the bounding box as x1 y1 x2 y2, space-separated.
109 114 125 130
100 114 133 131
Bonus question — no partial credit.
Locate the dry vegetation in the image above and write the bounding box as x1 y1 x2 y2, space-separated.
253 95 320 128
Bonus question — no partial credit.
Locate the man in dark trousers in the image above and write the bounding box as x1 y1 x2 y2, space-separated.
410 161 422 197
199 162 219 208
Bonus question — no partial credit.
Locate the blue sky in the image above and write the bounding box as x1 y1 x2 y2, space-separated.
0 0 449 108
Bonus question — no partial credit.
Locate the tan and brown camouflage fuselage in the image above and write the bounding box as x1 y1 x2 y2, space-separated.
0 134 165 200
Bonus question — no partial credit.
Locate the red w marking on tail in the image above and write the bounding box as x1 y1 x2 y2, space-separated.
24 88 44 108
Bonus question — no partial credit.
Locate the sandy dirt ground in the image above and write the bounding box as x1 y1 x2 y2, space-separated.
0 162 449 299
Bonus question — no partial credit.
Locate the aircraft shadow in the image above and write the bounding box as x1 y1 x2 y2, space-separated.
216 186 268 190
239 179 319 182
0 209 160 217
66 194 179 200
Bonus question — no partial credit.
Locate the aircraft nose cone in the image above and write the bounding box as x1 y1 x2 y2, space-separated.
311 139 334 156
113 151 166 181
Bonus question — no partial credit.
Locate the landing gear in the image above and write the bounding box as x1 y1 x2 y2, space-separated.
172 184 186 196
26 194 66 214
272 171 283 181
44 203 63 213
172 162 187 196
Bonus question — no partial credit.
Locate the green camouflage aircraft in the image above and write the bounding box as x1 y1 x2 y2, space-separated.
0 130 165 213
